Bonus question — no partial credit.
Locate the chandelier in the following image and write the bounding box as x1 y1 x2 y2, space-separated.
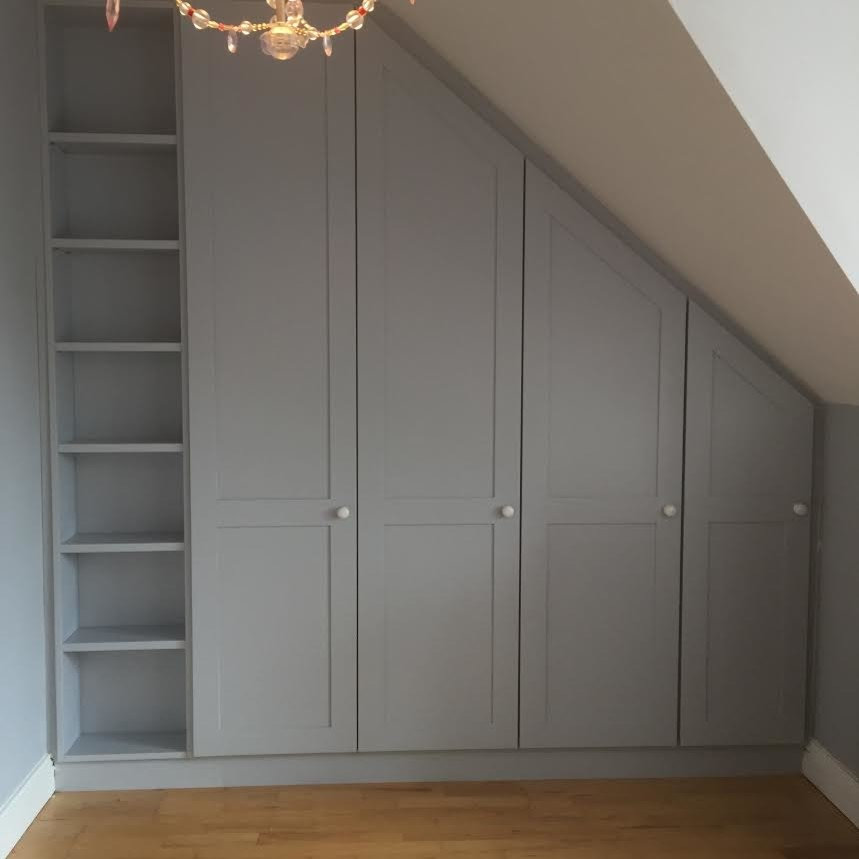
104 0 414 61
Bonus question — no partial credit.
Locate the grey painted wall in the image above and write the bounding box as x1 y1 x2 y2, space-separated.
0 0 49 807
814 405 859 774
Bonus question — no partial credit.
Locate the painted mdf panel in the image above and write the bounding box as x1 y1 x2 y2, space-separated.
214 528 333 733
183 1 356 756
681 303 813 747
357 22 523 752
520 163 687 749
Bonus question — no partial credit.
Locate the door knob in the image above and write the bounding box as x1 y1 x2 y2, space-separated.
335 506 351 520
793 502 809 517
662 503 679 519
500 505 516 519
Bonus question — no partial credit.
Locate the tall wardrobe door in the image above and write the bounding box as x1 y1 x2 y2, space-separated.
183 2 356 756
520 164 687 749
681 304 813 746
357 23 524 752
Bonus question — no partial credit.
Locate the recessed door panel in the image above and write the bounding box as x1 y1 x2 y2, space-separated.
547 221 662 500
357 23 523 752
520 163 687 750
214 527 332 735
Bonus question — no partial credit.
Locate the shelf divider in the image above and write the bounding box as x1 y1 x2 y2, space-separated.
60 532 185 554
55 342 182 353
63 625 186 652
51 238 180 253
58 442 183 454
64 731 187 762
49 132 178 154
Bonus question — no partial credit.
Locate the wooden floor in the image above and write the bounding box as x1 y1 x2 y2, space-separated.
12 776 859 858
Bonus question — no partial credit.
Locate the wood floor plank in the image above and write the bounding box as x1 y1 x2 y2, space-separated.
11 776 859 859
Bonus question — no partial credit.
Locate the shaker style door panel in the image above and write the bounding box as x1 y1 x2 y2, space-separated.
183 2 357 756
357 22 524 752
681 304 813 747
520 164 687 749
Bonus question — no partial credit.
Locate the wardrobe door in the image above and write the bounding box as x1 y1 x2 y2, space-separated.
183 3 357 756
520 164 687 749
681 304 813 747
357 23 524 752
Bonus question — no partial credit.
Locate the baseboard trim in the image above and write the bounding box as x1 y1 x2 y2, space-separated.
0 755 54 858
803 739 859 828
54 746 801 792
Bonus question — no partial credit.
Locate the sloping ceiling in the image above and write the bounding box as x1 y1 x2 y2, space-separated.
384 0 859 405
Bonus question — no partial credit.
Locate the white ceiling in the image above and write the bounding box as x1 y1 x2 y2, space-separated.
384 0 859 405
672 0 859 297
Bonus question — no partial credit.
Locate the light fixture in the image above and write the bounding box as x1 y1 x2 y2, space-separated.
106 0 415 60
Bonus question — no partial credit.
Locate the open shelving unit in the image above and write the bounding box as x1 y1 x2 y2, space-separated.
40 0 189 762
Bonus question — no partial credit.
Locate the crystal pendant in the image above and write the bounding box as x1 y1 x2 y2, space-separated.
323 34 332 57
227 30 238 53
192 8 211 29
285 0 304 21
260 22 302 60
105 0 120 32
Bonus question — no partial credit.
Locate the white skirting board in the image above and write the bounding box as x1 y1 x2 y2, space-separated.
0 755 55 858
54 746 801 792
803 739 859 828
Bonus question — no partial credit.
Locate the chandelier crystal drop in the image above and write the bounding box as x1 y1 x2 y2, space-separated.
105 0 120 32
104 0 414 62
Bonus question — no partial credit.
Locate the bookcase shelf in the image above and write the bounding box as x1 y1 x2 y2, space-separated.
58 442 184 454
42 0 188 763
63 625 186 652
52 238 180 252
65 731 187 762
49 132 178 154
55 342 182 353
60 532 185 554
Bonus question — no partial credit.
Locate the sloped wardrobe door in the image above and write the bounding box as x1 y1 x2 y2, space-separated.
183 3 357 756
520 164 687 749
357 23 524 752
681 304 813 746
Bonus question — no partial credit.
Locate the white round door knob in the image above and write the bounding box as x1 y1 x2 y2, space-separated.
793 502 809 517
500 505 516 519
662 504 679 519
335 506 351 520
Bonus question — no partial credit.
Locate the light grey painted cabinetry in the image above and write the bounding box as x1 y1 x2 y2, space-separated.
356 23 524 752
519 164 688 749
183 2 357 756
681 304 813 747
180 12 815 761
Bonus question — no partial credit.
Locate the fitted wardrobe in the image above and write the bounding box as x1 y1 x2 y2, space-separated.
42 1 814 787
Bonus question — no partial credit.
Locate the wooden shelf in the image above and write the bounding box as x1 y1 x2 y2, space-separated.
58 442 183 454
63 625 185 652
49 132 177 154
60 532 185 554
55 341 182 353
64 731 187 762
51 238 180 253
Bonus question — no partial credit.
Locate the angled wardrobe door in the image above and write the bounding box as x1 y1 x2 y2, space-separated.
357 23 524 752
183 2 356 756
520 164 687 749
681 304 813 746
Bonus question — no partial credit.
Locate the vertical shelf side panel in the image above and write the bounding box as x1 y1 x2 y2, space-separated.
172 9 192 757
